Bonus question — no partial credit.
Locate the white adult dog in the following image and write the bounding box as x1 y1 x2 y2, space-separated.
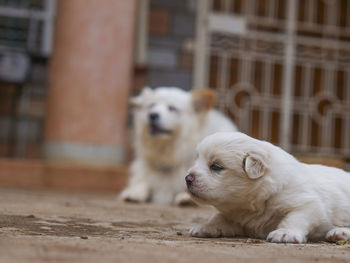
186 132 350 243
120 87 237 205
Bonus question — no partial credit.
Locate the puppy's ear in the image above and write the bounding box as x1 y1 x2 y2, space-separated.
243 153 268 179
130 86 153 107
191 89 216 112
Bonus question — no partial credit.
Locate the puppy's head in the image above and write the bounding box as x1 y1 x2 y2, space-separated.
185 132 270 205
130 87 216 137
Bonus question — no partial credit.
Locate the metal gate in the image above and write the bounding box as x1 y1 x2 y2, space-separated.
194 0 350 157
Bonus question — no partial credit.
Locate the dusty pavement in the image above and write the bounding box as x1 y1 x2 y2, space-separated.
0 189 349 263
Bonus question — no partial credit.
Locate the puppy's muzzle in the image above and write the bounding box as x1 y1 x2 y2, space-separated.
185 174 195 187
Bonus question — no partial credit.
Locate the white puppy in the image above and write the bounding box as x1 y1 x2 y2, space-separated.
186 132 350 243
120 87 237 205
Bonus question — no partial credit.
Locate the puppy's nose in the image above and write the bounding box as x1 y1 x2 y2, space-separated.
185 174 195 186
149 113 159 122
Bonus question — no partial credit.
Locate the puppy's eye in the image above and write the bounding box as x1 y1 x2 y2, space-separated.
168 105 178 112
210 162 224 172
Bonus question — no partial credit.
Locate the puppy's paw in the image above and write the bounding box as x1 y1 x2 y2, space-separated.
174 192 197 206
189 224 222 238
326 228 350 242
267 229 306 244
119 185 150 203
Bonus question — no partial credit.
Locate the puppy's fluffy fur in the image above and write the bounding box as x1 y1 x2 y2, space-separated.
187 132 350 243
120 87 237 205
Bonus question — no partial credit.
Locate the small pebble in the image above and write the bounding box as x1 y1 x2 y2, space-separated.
26 215 35 218
336 240 350 246
176 231 182 236
80 236 88 240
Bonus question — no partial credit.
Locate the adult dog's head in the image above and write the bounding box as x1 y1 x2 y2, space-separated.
185 132 273 206
130 87 216 138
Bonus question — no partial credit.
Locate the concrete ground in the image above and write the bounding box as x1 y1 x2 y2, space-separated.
0 189 349 263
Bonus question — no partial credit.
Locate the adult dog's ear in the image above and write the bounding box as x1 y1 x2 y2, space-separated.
191 89 216 112
243 152 268 179
130 86 153 107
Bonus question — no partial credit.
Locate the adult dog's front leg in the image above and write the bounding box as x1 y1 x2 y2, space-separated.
120 183 151 203
190 213 242 238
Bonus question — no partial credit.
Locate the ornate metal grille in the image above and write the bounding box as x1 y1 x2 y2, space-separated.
195 0 350 157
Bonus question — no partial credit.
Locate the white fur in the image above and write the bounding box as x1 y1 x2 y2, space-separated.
187 132 350 243
120 87 237 205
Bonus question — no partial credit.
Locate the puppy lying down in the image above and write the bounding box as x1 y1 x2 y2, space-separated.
186 132 350 243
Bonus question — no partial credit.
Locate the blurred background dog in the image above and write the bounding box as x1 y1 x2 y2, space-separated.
120 87 237 205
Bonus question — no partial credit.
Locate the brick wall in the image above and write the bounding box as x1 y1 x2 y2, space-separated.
147 0 196 90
